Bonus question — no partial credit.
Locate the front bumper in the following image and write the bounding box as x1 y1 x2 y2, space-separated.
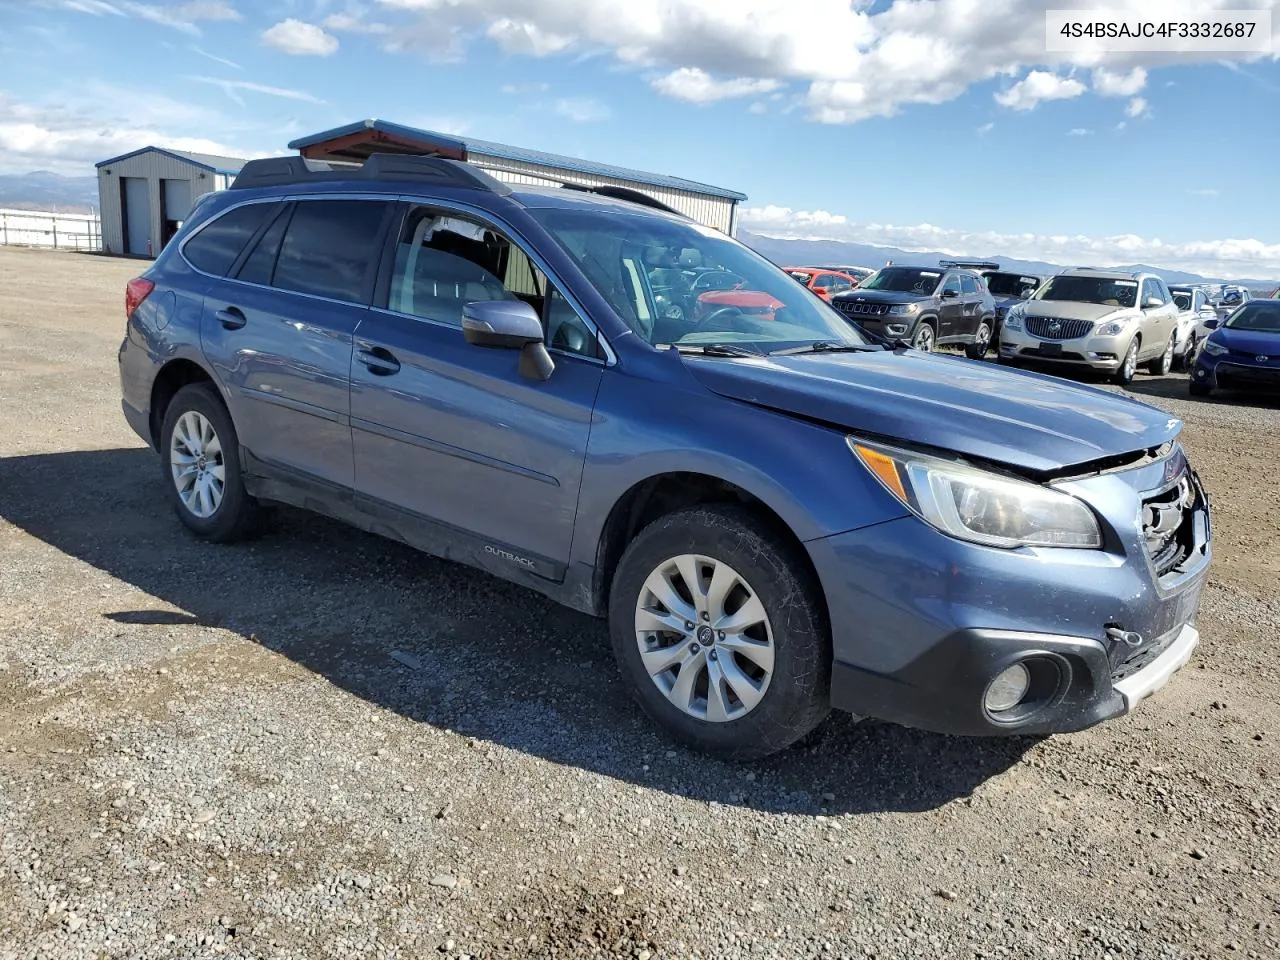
999 327 1132 369
1193 353 1280 392
807 455 1210 737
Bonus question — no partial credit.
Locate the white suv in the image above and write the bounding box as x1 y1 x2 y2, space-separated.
998 269 1181 385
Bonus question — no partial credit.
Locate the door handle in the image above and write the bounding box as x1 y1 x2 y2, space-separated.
216 307 246 330
357 348 401 376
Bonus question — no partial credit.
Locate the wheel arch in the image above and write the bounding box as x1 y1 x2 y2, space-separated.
149 358 217 449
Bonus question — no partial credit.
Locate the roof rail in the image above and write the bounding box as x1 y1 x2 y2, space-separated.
561 183 683 216
938 259 1002 271
230 153 513 195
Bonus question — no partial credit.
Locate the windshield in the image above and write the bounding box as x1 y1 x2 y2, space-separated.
526 207 865 348
1171 291 1193 311
983 272 1037 297
1035 275 1138 308
1224 302 1280 332
858 267 942 294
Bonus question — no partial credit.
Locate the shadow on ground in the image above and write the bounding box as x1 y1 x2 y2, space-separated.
0 447 1035 816
1124 376 1280 409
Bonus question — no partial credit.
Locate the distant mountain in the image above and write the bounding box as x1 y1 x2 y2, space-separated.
739 230 1280 296
0 171 98 213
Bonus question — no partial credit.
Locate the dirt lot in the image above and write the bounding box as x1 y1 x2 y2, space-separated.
0 244 1278 960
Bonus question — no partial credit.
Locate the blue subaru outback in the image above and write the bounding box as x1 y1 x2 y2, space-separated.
118 154 1211 758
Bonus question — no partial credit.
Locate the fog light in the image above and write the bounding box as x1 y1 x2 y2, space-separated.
1195 369 1206 378
985 663 1031 713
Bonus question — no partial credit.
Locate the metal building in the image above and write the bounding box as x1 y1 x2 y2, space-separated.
95 147 246 257
288 119 747 234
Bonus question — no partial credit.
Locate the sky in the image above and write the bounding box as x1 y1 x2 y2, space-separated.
2 0 1280 278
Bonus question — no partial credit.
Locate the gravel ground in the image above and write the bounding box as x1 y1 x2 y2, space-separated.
1 245 1278 960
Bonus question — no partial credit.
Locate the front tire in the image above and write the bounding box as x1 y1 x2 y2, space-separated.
607 505 831 760
965 319 993 360
160 382 263 542
1114 338 1140 385
911 321 936 353
1146 334 1175 375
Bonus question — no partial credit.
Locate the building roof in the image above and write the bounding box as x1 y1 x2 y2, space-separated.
95 146 247 175
287 119 747 202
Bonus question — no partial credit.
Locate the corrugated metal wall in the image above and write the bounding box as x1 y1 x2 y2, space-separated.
97 152 222 257
467 153 739 235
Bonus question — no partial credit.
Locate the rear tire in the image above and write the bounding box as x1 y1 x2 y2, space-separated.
607 505 831 760
1146 334 1175 375
965 319 993 360
160 383 263 542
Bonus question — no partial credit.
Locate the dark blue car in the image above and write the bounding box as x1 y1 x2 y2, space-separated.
118 153 1211 758
1190 299 1280 397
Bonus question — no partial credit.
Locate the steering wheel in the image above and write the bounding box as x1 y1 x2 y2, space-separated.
693 306 745 330
693 271 746 293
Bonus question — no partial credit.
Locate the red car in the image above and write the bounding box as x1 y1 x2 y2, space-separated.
785 267 859 301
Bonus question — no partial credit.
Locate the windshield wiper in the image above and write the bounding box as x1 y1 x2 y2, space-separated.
667 342 762 358
769 340 882 356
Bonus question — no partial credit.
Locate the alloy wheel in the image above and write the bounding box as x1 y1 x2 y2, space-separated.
633 554 775 723
913 324 935 352
169 410 225 519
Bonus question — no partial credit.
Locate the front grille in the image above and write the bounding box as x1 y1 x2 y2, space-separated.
1025 316 1094 340
1112 628 1180 682
836 300 891 317
1217 364 1280 391
1140 468 1198 579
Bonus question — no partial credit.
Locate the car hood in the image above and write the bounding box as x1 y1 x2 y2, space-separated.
684 350 1180 474
1020 301 1136 322
1216 327 1280 355
832 289 933 307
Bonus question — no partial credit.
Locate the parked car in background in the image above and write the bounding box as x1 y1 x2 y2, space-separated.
830 263 997 357
1168 284 1219 369
118 152 1210 759
1212 285 1252 323
1190 299 1280 397
978 267 1043 340
814 264 876 285
785 267 858 301
1000 269 1180 384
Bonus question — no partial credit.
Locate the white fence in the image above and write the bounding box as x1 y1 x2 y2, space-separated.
0 208 102 252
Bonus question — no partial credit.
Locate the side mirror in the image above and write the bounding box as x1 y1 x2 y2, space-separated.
941 289 959 299
1143 295 1164 309
1203 317 1221 330
461 300 555 381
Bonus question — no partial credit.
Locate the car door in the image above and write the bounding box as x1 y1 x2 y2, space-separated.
198 197 392 488
348 202 605 582
937 272 964 339
958 273 984 339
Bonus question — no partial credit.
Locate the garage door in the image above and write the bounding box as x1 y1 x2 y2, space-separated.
122 177 151 256
162 179 191 222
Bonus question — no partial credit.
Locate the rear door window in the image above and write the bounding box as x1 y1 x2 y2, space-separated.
271 200 390 304
183 202 281 276
961 274 979 296
234 204 292 286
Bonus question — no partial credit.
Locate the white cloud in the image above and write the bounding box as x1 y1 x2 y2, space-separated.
47 0 240 33
371 0 1280 123
1126 95 1151 118
748 100 769 114
651 67 781 103
323 12 391 35
261 19 339 56
1092 66 1146 97
994 71 1086 111
486 18 574 55
1068 127 1093 136
500 82 551 94
1187 188 1220 197
738 205 1280 280
554 96 611 122
188 76 326 106
0 88 264 177
191 45 240 69
976 122 994 135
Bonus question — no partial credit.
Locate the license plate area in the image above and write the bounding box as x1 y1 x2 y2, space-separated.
1038 342 1063 357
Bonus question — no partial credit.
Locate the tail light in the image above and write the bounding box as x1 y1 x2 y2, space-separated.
125 277 155 319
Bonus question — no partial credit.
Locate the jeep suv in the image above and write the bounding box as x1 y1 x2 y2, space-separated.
829 263 997 358
1000 268 1181 384
118 153 1210 758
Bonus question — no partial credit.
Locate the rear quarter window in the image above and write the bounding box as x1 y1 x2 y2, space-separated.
271 200 390 304
183 202 281 276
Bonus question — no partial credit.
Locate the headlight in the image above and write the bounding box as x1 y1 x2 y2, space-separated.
887 303 920 316
1003 308 1023 331
1202 339 1227 356
1097 315 1135 337
849 439 1103 549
